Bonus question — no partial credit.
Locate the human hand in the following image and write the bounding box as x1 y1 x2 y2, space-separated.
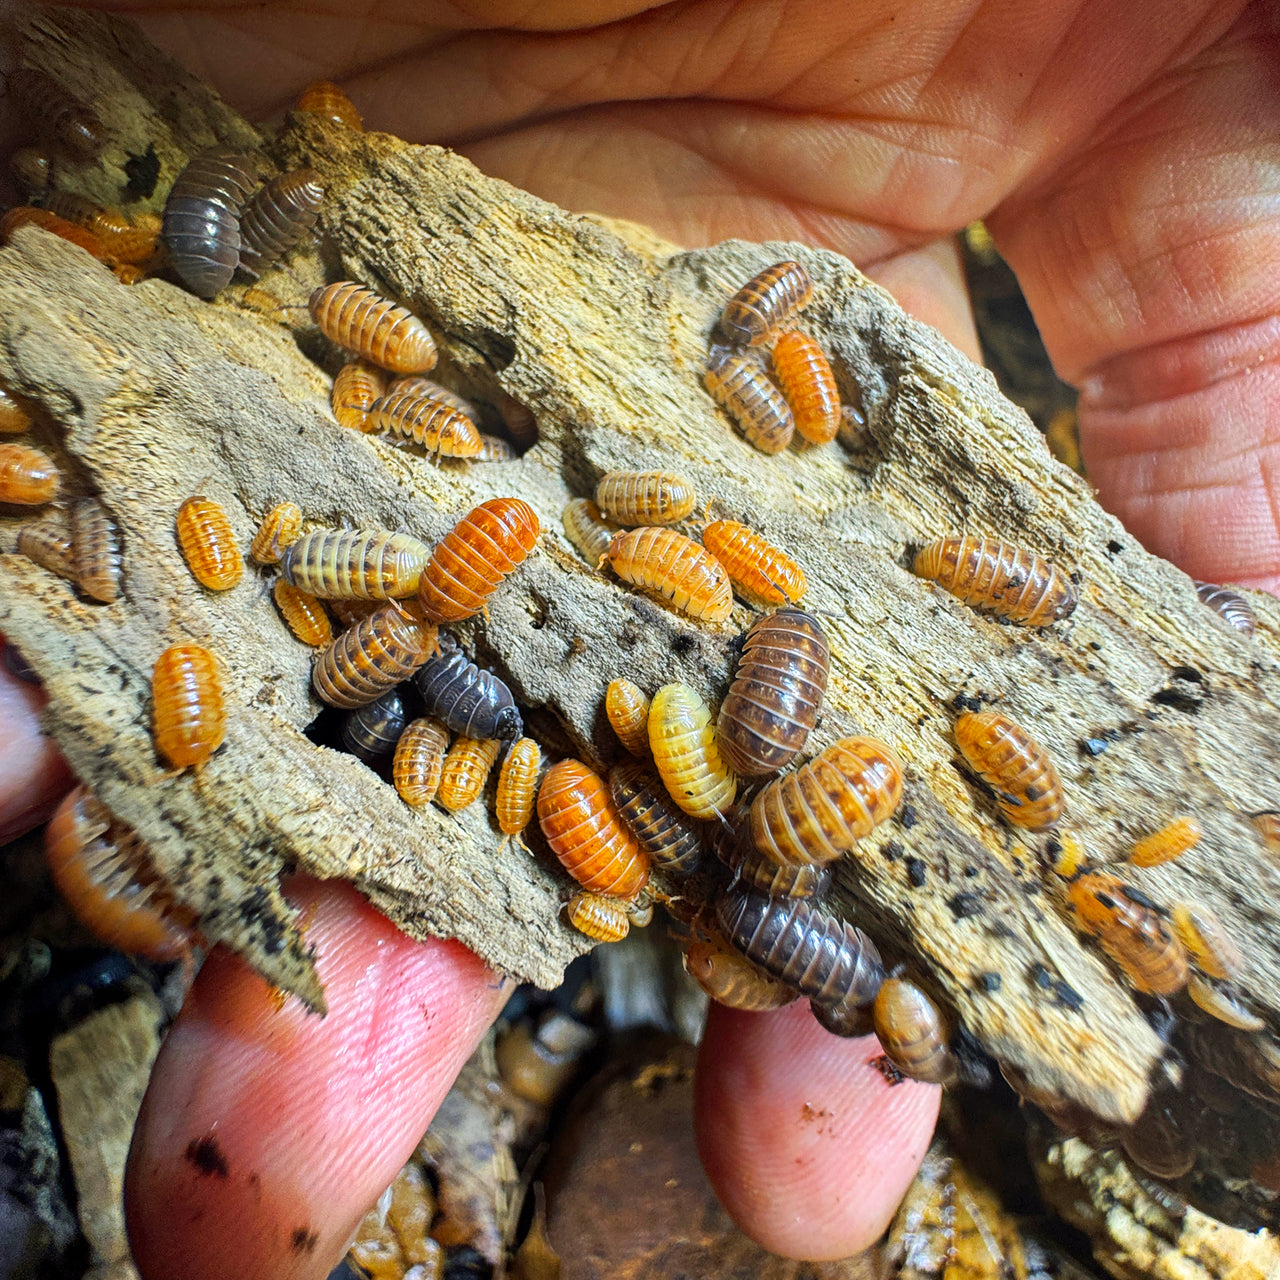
5 0 1278 1274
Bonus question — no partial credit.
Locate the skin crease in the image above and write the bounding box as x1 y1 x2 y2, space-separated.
0 0 1276 1272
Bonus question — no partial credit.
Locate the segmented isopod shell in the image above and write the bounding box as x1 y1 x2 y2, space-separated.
1194 581 1256 637
312 604 436 709
1130 816 1200 867
609 760 704 876
281 528 431 599
0 206 107 258
716 886 884 1006
175 496 243 590
309 282 437 374
388 376 479 420
497 737 542 838
770 330 840 445
913 536 1077 626
295 80 363 130
683 938 798 1010
331 360 388 433
954 710 1064 830
1120 1103 1195 1180
649 682 737 820
811 997 875 1038
872 978 955 1084
413 632 523 740
595 470 696 526
702 520 806 609
392 718 450 807
44 787 192 961
605 678 650 756
537 759 649 899
1170 904 1241 980
42 193 161 264
417 498 540 622
836 402 868 450
475 434 516 462
607 527 733 623
341 689 409 764
497 393 538 446
566 891 631 943
750 736 903 867
718 260 813 347
70 498 122 603
250 501 303 565
369 390 483 458
437 736 500 812
152 643 226 769
562 499 619 566
17 521 76 582
0 385 32 434
9 147 51 197
7 69 105 161
327 597 382 628
271 579 332 647
161 149 257 297
712 820 831 899
1252 811 1280 848
237 169 325 274
716 608 828 777
1187 974 1264 1031
0 442 59 505
704 346 795 454
1067 871 1188 996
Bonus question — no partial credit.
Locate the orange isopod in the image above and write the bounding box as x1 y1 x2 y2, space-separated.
704 346 795 454
562 498 619 566
417 498 541 623
750 736 903 866
1186 974 1264 1031
1170 904 1242 980
683 937 798 1010
718 260 814 347
496 737 542 846
770 330 840 445
250 501 303 565
0 442 59 505
1067 871 1188 995
152 643 226 770
282 528 432 599
913 536 1078 627
594 470 696 526
392 717 450 807
566 890 632 943
954 710 1064 831
537 759 650 900
42 193 161 265
0 385 33 434
387 376 479 421
311 604 436 709
17 521 76 582
871 977 955 1084
437 736 500 812
607 527 733 623
1130 817 1200 867
295 80 363 130
272 579 332 647
309 282 437 374
368 390 483 458
606 678 651 756
175 496 244 590
331 359 388 433
702 520 806 608
70 498 122 604
0 206 108 259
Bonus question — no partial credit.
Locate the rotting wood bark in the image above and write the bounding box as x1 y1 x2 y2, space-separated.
3 6 1280 1219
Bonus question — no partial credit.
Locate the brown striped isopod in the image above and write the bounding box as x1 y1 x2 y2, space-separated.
311 603 436 709
7 69 105 161
295 80 363 129
70 498 122 603
496 737 542 848
683 937 798 1010
17 521 76 582
152 643 226 770
609 759 704 876
648 682 737 820
718 260 813 347
871 977 955 1084
237 169 325 275
704 345 795 454
250 501 303 565
272 579 332 647
387 376 479 420
0 442 60 505
607 527 732 623
0 206 108 258
913 536 1077 627
702 520 806 609
1194 581 1256 637
954 710 1064 831
175 496 244 591
770 330 840 445
712 819 831 899
281 528 431 599
1130 816 1200 867
497 393 538 446
595 469 696 526
368 390 483 458
562 499 619 566
0 385 32 434
309 282 437 374
392 717 450 807
605 678 650 756
566 890 632 943
437 736 501 812
161 149 258 297
331 360 388 433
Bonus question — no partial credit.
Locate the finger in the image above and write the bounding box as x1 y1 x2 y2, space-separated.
863 238 982 364
0 641 73 844
694 1001 939 1260
125 877 509 1280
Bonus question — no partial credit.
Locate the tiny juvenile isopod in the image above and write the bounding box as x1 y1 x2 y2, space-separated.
648 682 737 821
594 470 696 526
702 520 806 610
272 579 332 647
437 736 501 812
0 442 60 505
392 717 450 807
704 346 795 454
161 149 258 297
718 260 814 347
1194 581 1256 637
237 169 325 275
331 360 389 433
770 330 840 445
913 536 1077 627
0 206 107 258
250 501 303 565
871 977 955 1084
175 496 244 591
566 891 632 943
605 678 650 757
537 759 650 900
0 385 32 434
70 498 122 603
17 521 76 582
1170 904 1241 980
562 499 619 567
341 689 409 765
413 632 523 740
609 760 704 876
954 710 1064 831
368 390 483 458
309 282 438 374
683 937 798 1010
750 736 903 867
1130 816 1200 868
607 527 733 623
281 528 432 599
312 604 436 709
417 498 540 623
152 643 226 769
7 69 106 161
496 737 542 848
716 608 829 777
295 80 363 130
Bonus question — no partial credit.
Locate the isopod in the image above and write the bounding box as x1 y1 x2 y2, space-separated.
387 377 479 420
648 682 737 820
537 759 649 899
704 345 795 454
0 385 32 434
913 536 1078 627
1120 1103 1195 1180
683 937 798 1010
1251 811 1280 848
496 737 542 847
368 389 483 458
1170 904 1241 980
327 597 382 628
309 282 437 374
331 360 388 433
237 169 325 275
702 520 806 609
1130 816 1200 868
475 434 516 462
17 521 76 582
871 977 955 1084
718 260 813 347
417 498 540 623
175 496 243 591
70 498 122 603
607 527 732 623
413 632 523 740
7 69 105 161
609 760 704 876
250 501 303 565
605 678 650 757
1194 581 1256 637
437 736 500 812
1067 871 1188 995
392 718 450 807
41 193 161 264
712 820 831 899
0 442 59 505
1187 974 1264 1031
281 528 431 599
161 149 257 297
566 891 631 943
9 147 51 197
152 643 226 769
0 206 107 258
715 886 884 1006
312 603 436 709
562 498 619 566
750 736 903 866
770 330 840 445
716 608 828 776
810 997 875 1038
295 80 363 130
954 710 1064 831
594 470 696 526
497 393 538 446
341 689 409 764
272 579 332 647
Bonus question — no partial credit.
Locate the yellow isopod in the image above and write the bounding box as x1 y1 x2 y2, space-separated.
648 682 737 820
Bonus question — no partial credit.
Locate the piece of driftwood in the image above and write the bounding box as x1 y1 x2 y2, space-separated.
3 6 1280 1220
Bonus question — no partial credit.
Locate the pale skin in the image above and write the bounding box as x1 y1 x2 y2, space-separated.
2 1 1277 1275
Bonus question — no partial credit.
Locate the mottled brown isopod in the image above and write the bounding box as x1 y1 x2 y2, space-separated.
70 498 122 603
311 604 436 709
609 760 704 876
704 345 795 454
913 536 1077 627
712 820 831 899
238 169 325 275
17 521 76 582
368 390 483 458
595 470 696 526
954 710 1064 831
309 282 437 374
718 260 813 347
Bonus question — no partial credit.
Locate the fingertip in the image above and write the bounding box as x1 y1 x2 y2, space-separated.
0 645 72 844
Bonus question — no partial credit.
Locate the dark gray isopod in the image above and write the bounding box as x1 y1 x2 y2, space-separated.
413 633 522 740
340 689 409 764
